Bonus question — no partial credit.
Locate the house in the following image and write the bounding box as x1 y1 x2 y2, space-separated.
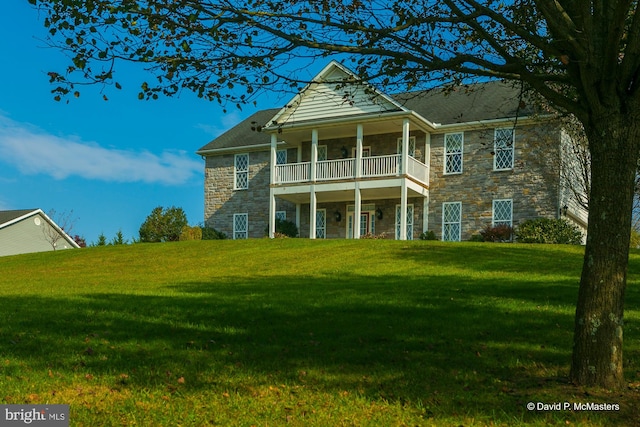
197 61 588 240
0 209 80 256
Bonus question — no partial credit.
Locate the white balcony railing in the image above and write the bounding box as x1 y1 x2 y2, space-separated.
275 161 310 184
407 156 429 184
274 154 429 186
316 158 355 181
361 154 400 177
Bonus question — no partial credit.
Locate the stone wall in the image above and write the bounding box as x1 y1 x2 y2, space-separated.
204 151 295 238
428 124 561 239
297 131 427 163
203 123 562 240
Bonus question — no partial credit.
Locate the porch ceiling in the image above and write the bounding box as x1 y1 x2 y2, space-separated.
268 113 432 146
274 183 427 204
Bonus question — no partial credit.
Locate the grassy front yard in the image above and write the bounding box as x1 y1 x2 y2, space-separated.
0 240 638 426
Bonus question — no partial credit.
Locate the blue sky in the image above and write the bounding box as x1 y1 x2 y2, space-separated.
0 2 304 243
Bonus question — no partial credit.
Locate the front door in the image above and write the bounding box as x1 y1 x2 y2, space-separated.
347 205 375 238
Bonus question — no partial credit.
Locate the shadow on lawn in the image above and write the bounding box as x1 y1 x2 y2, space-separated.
2 242 637 424
2 277 575 416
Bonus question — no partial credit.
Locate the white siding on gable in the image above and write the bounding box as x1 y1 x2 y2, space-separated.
274 68 400 125
0 213 75 257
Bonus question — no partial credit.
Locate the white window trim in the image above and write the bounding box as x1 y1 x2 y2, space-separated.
492 199 513 227
317 145 328 161
275 211 286 221
444 132 464 175
396 136 417 157
346 205 375 238
234 153 249 190
276 149 287 165
442 202 462 242
493 128 515 171
316 209 327 239
395 204 414 240
351 146 372 157
233 213 248 240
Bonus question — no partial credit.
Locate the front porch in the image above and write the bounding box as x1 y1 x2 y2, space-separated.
266 118 431 240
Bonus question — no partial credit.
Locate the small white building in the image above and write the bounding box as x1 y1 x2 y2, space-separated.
0 209 80 257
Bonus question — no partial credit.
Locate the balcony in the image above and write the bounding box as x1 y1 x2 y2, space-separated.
274 154 429 186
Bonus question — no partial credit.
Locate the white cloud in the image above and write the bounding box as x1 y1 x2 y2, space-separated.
0 114 202 185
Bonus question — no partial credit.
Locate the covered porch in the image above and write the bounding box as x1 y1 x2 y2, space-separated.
266 115 432 240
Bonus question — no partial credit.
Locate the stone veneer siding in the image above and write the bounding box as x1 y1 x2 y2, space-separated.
428 124 561 240
204 150 295 238
203 124 562 240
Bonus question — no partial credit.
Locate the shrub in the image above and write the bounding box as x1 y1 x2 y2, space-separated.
468 234 485 242
265 218 299 238
95 233 107 246
111 230 128 245
73 235 87 248
515 218 582 244
139 206 188 242
180 225 203 241
361 232 387 239
419 230 437 240
480 224 513 242
201 227 227 240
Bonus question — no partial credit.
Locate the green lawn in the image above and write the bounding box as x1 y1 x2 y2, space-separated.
0 240 638 426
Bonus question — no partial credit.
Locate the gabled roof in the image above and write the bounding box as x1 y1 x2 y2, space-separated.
267 60 405 128
0 209 40 228
197 109 278 154
197 63 539 154
394 80 535 125
0 209 81 249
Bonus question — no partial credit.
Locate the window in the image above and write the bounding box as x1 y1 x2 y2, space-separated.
442 202 462 242
492 199 513 227
346 205 375 238
317 145 328 161
395 204 414 240
444 133 463 174
276 149 287 165
316 209 326 239
233 213 248 239
275 211 286 222
351 146 371 157
234 153 249 189
397 136 416 157
494 128 514 170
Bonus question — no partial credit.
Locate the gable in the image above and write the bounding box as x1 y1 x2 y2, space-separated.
270 61 403 127
0 209 39 228
0 209 80 256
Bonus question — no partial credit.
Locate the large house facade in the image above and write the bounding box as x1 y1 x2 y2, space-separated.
198 61 587 240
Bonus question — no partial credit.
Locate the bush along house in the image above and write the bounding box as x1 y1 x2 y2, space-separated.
197 61 587 240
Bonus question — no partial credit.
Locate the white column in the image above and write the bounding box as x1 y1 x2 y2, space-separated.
354 185 362 239
354 124 363 239
400 119 410 240
311 129 318 182
268 134 277 238
423 196 429 234
310 188 317 239
310 129 318 239
355 124 363 178
400 182 408 240
401 118 410 175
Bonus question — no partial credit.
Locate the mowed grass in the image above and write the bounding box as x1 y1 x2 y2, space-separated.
0 239 639 426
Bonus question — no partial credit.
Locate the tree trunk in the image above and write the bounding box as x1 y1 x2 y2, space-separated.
570 113 640 389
